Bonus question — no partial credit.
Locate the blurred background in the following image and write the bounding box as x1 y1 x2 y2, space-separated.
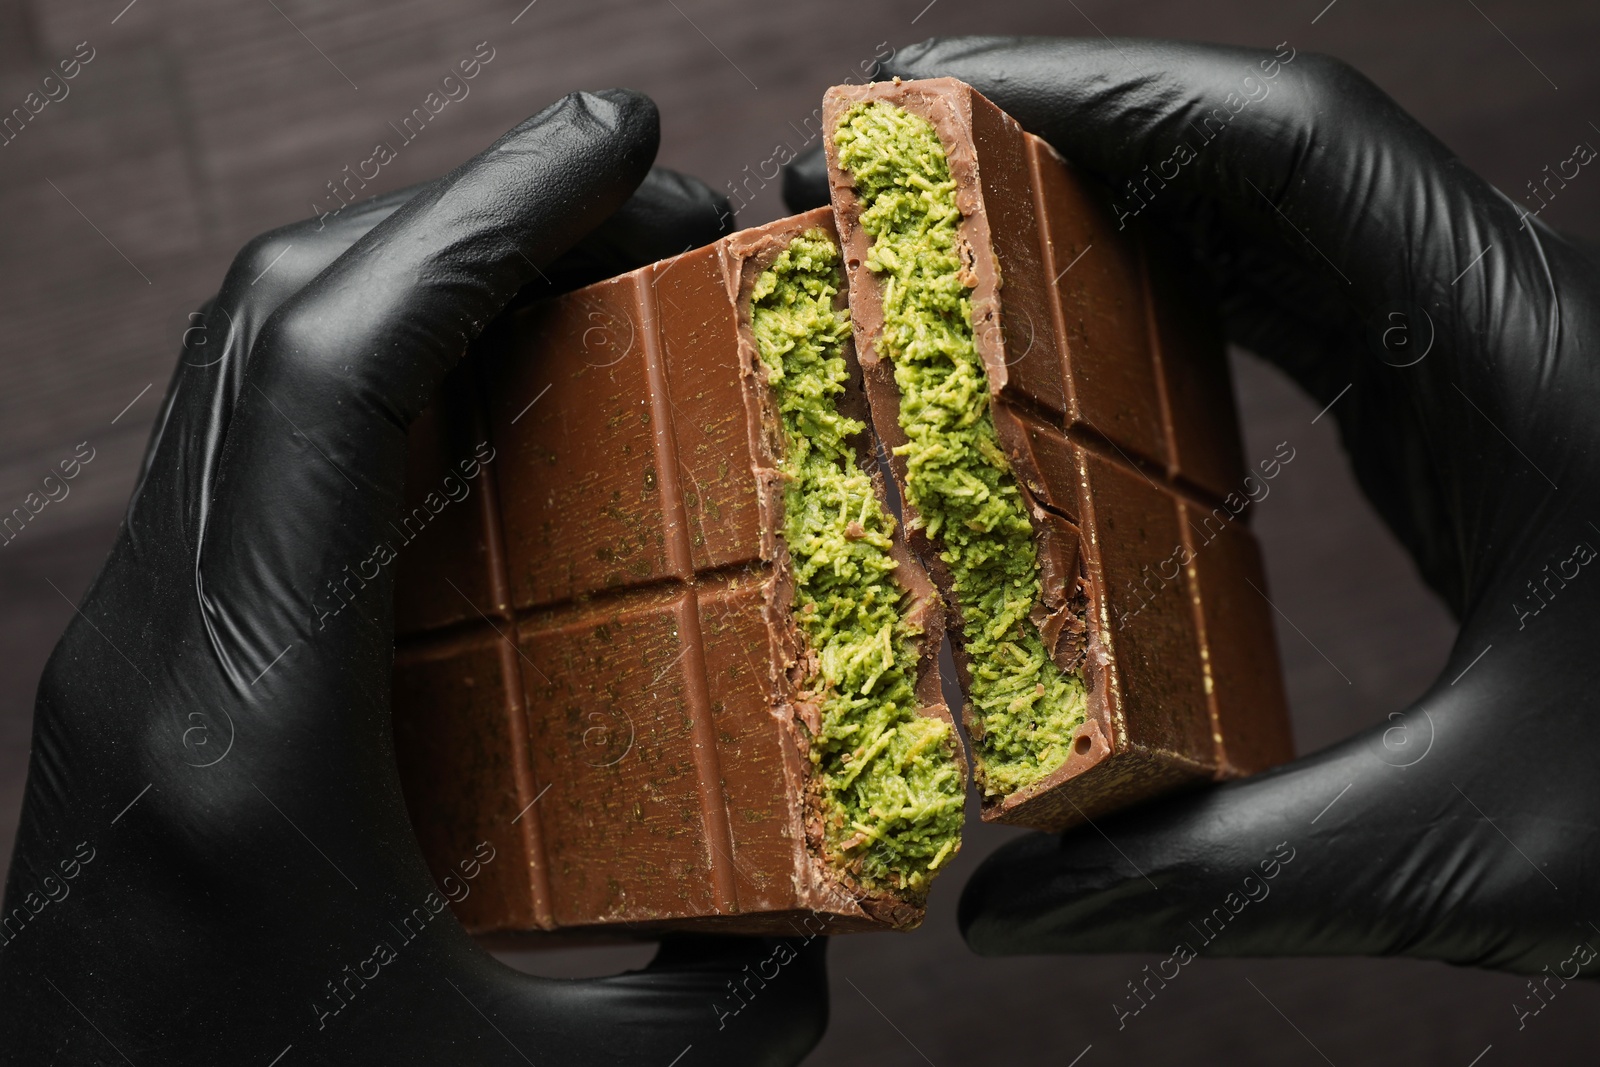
2 0 1596 1062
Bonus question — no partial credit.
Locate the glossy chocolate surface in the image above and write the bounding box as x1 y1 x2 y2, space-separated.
393 209 956 938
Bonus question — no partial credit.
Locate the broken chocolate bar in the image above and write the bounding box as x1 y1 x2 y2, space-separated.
822 78 1294 832
391 208 967 938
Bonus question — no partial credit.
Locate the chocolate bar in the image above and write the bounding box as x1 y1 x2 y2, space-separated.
821 78 1294 831
391 208 968 938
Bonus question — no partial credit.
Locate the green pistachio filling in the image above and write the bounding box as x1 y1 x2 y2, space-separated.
835 101 1088 797
750 231 964 894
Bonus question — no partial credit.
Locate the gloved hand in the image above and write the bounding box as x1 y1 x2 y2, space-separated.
790 38 1600 978
1 90 825 1064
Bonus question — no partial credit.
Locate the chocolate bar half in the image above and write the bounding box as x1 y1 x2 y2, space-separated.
390 207 966 938
822 78 1294 831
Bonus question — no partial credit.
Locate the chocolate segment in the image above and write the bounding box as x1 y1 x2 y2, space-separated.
392 208 962 937
822 78 1293 832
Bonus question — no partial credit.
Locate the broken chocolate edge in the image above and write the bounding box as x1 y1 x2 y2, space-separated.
726 209 964 929
822 78 1203 831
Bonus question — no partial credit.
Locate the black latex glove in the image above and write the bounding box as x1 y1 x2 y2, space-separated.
1 90 825 1065
790 38 1600 977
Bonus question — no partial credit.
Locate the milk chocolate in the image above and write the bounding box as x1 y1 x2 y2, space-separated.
391 208 962 938
822 78 1293 831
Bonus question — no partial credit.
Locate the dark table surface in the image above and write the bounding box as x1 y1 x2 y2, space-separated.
2 0 1596 1062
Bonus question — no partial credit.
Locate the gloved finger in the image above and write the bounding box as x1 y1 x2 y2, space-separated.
589 934 829 1060
883 37 1527 316
528 165 735 296
129 163 726 547
878 37 1579 610
879 38 1585 450
957 670 1588 974
122 189 424 559
1208 237 1469 607
231 165 728 326
268 922 825 1062
197 88 658 688
781 144 830 213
